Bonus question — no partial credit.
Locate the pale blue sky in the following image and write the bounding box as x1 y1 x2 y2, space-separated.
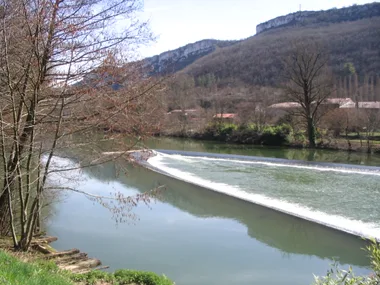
138 0 376 57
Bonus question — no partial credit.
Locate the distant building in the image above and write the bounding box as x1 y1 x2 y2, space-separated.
340 101 380 109
267 98 358 121
213 113 236 122
267 102 302 119
213 113 236 119
268 102 301 109
166 109 199 119
323 98 354 108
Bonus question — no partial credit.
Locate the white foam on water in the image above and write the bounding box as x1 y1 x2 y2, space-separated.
166 154 380 176
148 152 380 241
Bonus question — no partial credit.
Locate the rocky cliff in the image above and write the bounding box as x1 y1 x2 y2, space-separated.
144 39 238 75
256 2 380 34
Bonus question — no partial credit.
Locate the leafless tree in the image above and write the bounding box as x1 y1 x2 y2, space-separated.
356 109 380 153
0 0 165 250
282 42 333 148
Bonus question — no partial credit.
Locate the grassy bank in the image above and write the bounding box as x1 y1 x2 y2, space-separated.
0 250 173 285
166 122 380 153
0 250 72 285
184 123 292 146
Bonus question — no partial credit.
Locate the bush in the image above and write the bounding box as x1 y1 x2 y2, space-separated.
114 269 173 285
218 123 238 138
260 124 291 145
203 122 238 141
202 122 291 146
312 240 380 285
69 269 173 285
69 270 116 284
291 131 307 144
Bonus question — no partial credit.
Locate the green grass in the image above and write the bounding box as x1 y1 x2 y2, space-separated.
69 269 173 285
0 250 73 285
350 140 380 145
0 250 174 285
342 132 380 137
335 138 380 145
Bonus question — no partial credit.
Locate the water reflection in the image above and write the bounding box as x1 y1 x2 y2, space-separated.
47 136 377 284
82 160 370 267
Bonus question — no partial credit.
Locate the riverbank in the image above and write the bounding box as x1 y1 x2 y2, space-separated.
161 128 380 154
0 237 173 285
158 118 380 154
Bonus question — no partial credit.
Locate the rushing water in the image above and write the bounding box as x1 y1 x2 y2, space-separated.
147 150 380 240
47 138 380 285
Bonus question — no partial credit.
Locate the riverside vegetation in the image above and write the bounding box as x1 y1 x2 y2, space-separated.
0 240 378 285
192 122 292 146
313 240 380 285
0 249 173 285
174 121 380 153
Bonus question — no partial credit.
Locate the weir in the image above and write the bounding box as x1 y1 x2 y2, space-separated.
141 150 380 242
47 149 374 284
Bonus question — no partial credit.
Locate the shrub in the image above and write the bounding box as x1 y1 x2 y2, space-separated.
260 124 291 145
69 270 116 284
114 269 173 285
291 131 307 144
218 123 238 137
202 122 292 145
203 122 238 141
312 239 380 285
69 269 173 285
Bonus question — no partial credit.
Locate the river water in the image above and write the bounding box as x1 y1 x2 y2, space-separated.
47 137 379 285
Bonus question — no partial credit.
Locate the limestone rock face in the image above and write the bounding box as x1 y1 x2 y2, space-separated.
256 3 380 34
144 39 237 75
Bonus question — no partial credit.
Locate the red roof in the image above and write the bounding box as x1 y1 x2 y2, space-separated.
213 113 236 119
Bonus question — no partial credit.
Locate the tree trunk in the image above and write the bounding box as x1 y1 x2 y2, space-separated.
307 117 316 148
0 192 10 235
367 137 371 154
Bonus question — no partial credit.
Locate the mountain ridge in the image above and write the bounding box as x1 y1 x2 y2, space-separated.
256 2 380 34
144 39 238 75
145 2 380 85
181 17 380 86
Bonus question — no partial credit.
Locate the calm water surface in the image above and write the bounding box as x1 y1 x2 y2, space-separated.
47 137 379 285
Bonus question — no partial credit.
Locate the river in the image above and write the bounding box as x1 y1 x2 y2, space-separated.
47 137 379 285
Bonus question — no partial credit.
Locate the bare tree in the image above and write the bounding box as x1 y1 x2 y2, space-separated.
165 74 196 135
282 42 333 148
356 109 380 153
0 0 165 250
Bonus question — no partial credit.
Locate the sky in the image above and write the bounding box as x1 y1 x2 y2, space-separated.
138 0 377 58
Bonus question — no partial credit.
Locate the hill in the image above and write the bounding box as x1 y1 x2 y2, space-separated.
182 16 380 86
256 2 380 34
143 39 238 75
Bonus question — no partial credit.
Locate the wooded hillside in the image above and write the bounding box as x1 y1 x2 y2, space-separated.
182 17 380 86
